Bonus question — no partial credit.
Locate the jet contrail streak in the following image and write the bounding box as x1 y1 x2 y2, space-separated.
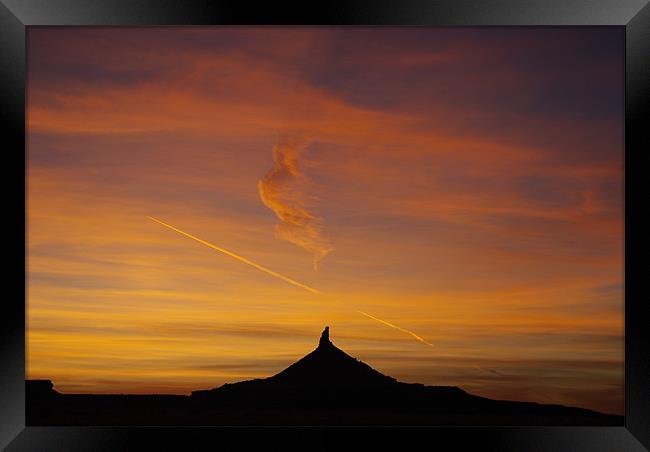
357 310 435 348
148 216 433 349
147 216 322 295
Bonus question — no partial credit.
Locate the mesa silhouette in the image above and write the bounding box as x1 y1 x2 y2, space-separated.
26 327 622 425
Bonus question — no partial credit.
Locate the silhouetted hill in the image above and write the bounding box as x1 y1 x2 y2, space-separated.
272 326 398 386
26 327 623 426
192 326 397 400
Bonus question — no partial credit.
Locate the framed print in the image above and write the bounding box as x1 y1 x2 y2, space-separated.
1 0 649 450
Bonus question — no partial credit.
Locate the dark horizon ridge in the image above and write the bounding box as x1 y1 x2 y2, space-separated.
26 326 623 425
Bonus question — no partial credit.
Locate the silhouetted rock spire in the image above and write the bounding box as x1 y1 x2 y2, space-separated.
26 326 623 427
318 326 330 348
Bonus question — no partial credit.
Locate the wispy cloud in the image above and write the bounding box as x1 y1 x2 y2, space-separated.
258 139 333 270
26 28 623 414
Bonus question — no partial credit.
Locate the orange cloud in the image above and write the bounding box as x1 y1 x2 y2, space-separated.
25 28 624 415
258 139 333 270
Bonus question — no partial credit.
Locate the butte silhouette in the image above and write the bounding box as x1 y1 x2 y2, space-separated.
27 327 622 425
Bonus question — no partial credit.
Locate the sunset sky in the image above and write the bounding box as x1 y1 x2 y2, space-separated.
27 27 624 415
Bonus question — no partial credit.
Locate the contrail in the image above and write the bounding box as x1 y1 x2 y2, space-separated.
357 310 435 348
148 216 433 349
147 216 322 295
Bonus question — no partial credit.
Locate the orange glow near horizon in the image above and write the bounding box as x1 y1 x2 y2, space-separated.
27 27 624 415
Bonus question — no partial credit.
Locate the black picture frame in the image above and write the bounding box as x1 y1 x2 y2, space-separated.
2 1 648 450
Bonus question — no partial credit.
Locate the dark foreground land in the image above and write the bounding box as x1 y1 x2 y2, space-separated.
27 327 623 426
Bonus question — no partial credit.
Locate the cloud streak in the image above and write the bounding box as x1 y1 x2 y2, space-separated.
357 310 435 348
26 28 623 414
258 139 333 270
149 217 436 350
148 216 323 295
